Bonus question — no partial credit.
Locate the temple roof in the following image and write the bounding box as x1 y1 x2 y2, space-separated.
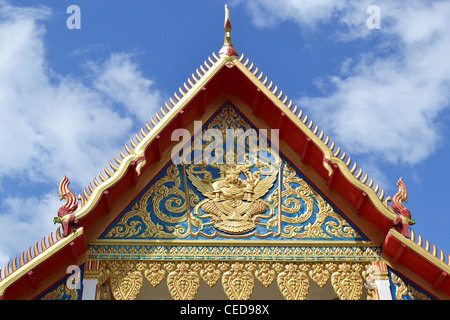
1 5 449 300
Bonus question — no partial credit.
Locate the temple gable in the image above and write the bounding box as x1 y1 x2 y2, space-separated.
100 103 366 243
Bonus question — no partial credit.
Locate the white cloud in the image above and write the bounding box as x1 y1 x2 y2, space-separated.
240 0 450 168
88 52 163 123
232 0 349 29
0 193 59 269
0 1 163 269
0 3 131 186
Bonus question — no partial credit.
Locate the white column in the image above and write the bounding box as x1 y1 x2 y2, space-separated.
375 279 392 300
82 279 98 300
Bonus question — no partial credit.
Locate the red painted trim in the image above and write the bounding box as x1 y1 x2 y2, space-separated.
300 138 311 163
155 135 162 161
129 162 139 186
392 243 406 264
433 271 448 291
326 162 339 189
355 192 368 216
102 190 112 214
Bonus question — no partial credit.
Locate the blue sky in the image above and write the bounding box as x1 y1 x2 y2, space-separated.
1 0 450 271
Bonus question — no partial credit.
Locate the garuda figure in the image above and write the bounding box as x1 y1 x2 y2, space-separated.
188 155 277 235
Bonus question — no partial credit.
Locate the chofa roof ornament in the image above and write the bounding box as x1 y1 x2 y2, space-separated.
391 177 415 237
53 175 79 237
218 4 238 60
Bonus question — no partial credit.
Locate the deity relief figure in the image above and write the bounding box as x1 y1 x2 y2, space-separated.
188 155 278 235
211 158 260 202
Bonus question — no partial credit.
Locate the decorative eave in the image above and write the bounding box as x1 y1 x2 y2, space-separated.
383 229 450 298
1 5 449 300
0 228 85 300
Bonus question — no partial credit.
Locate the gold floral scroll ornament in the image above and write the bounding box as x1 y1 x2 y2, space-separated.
110 270 143 300
330 263 364 300
255 263 276 288
309 263 330 289
222 263 254 300
391 273 429 300
41 283 78 300
144 262 166 288
200 262 221 288
167 262 200 300
277 263 310 300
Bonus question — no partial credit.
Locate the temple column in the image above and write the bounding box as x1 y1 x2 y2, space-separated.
375 279 392 300
81 279 98 300
364 261 392 300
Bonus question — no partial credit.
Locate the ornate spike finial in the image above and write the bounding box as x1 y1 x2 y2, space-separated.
391 177 416 237
53 175 79 237
219 4 238 60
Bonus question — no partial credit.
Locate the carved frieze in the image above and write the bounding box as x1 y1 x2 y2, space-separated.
91 260 374 300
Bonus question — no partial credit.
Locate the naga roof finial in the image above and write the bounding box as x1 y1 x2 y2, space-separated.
219 4 238 60
53 175 79 237
391 177 416 237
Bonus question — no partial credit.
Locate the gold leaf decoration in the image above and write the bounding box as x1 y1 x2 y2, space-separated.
200 262 221 288
222 262 254 300
110 271 143 300
255 262 276 288
167 262 200 300
144 262 166 288
309 263 330 288
41 283 78 300
330 263 363 300
277 263 309 300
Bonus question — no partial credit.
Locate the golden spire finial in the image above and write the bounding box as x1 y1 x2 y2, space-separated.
219 4 238 60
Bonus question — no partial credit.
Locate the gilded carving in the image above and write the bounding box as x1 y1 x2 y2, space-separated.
97 261 110 287
218 262 231 272
41 283 78 300
188 154 278 236
222 262 254 300
144 262 165 288
362 261 389 300
330 263 364 300
100 104 365 241
164 262 177 273
87 260 376 300
408 285 430 300
110 270 143 300
167 262 200 300
88 244 381 263
280 162 362 239
200 262 221 288
391 273 430 300
277 263 310 300
309 263 330 289
104 164 188 239
255 262 276 288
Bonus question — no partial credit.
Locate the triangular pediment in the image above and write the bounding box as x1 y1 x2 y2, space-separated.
2 6 449 300
99 102 367 243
